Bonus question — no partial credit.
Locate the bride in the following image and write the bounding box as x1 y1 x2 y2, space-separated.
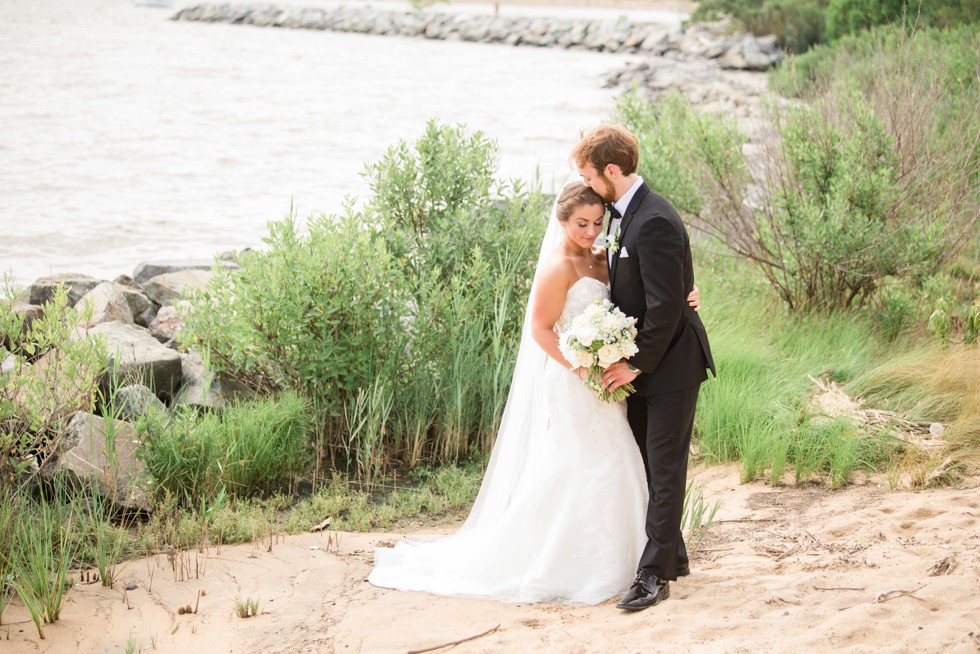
369 183 698 604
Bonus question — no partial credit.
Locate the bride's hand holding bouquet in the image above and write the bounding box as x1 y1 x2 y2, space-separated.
558 299 639 402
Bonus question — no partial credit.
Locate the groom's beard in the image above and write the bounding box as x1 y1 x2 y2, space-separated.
593 174 617 203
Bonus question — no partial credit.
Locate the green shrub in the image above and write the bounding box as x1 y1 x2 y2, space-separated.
0 284 106 484
138 392 310 507
621 25 978 312
771 24 980 101
181 121 547 478
827 0 980 39
691 0 828 52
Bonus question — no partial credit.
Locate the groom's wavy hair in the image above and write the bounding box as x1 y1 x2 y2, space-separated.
556 185 604 222
571 124 639 177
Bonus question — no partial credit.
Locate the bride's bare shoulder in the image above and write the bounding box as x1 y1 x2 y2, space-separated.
538 250 577 289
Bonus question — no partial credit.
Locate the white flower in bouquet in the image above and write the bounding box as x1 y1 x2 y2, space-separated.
596 344 620 368
558 298 639 402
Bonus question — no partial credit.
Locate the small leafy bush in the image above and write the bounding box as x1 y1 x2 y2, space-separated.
0 284 106 484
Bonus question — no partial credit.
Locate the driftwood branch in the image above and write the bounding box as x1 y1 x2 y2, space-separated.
407 623 501 654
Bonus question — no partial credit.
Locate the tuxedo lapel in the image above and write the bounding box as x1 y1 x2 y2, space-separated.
610 183 651 286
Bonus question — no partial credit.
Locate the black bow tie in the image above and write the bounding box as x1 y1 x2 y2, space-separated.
607 204 622 220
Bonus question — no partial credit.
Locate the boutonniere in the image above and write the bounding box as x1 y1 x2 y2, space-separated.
605 225 621 254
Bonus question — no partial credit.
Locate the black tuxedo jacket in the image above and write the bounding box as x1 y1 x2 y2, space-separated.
609 182 715 395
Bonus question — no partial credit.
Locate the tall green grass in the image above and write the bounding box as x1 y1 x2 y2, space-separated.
138 391 310 508
0 487 15 624
8 490 78 639
851 346 980 470
693 251 902 486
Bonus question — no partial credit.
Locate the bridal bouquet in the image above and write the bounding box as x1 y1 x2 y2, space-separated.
558 299 639 402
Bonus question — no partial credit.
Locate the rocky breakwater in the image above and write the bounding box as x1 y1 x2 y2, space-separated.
3 260 248 512
172 4 784 71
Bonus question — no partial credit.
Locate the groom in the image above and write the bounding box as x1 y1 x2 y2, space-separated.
573 124 715 611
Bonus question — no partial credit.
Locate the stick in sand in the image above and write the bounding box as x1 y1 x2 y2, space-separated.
874 585 926 603
407 623 501 654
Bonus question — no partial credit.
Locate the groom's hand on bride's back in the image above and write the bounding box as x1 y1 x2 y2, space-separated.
688 285 701 312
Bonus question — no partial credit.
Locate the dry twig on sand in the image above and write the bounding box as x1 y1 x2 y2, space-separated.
814 586 865 591
407 623 501 654
874 585 927 603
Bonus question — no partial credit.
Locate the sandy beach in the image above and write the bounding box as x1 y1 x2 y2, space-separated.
5 463 978 653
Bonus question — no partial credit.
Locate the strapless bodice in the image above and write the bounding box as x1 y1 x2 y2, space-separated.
558 276 609 330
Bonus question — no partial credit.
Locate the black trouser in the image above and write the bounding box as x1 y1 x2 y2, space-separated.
626 383 701 581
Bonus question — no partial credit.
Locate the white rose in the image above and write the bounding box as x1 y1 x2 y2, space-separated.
572 350 595 369
597 345 621 368
576 326 597 347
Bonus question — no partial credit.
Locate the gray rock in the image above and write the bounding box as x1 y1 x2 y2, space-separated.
741 36 775 71
113 384 169 423
174 351 248 410
77 282 134 328
10 299 44 331
149 304 184 344
132 260 218 286
41 412 150 512
756 33 780 53
22 274 102 307
112 275 153 318
1 352 16 375
141 269 213 306
722 36 777 71
83 321 183 398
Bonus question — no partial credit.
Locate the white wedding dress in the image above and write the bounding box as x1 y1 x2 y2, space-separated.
369 276 649 604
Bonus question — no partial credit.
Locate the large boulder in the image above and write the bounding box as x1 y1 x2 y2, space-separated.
133 259 229 285
40 411 150 512
141 270 213 306
83 321 183 399
20 274 102 307
77 282 134 327
174 351 249 409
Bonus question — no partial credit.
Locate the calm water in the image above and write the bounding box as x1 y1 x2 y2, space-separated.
0 0 681 286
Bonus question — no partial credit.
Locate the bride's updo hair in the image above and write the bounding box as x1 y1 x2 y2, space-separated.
556 184 604 222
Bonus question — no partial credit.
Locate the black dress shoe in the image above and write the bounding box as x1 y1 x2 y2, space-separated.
616 572 670 611
677 564 690 577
